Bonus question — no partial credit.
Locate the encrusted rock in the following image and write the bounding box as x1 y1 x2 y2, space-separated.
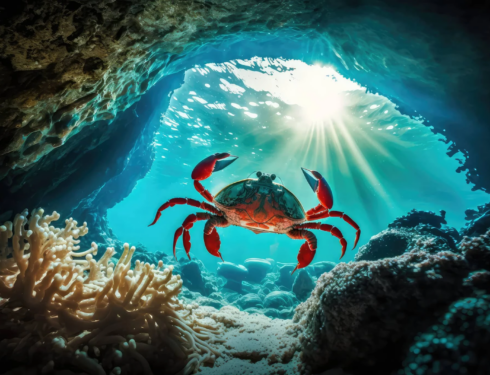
461 202 490 237
355 226 456 262
309 261 336 278
295 249 472 373
389 209 447 229
398 295 490 375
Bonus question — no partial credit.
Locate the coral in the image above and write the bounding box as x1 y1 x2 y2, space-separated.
0 209 221 374
398 295 490 375
294 249 472 373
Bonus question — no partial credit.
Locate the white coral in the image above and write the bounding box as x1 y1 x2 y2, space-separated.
0 208 221 374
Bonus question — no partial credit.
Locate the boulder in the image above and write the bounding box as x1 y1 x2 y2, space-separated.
181 260 205 294
355 226 456 262
309 261 336 278
264 291 297 309
275 263 298 289
294 237 490 374
244 258 272 282
236 294 264 310
400 294 490 375
217 262 248 292
292 269 315 301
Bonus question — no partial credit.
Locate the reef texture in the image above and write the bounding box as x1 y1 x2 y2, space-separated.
0 0 315 180
294 230 490 374
0 209 221 374
399 293 490 375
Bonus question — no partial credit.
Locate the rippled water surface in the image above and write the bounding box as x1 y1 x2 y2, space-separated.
108 58 488 271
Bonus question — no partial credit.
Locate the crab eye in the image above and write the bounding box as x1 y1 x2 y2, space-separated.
271 174 276 181
256 171 262 178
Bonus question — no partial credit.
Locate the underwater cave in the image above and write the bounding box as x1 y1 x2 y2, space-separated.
1 1 490 374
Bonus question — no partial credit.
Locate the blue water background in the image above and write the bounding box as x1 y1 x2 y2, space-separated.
108 56 488 272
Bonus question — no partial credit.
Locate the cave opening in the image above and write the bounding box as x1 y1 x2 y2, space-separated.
106 55 488 317
1 1 490 370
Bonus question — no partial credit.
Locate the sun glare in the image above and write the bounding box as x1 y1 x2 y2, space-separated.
284 65 349 124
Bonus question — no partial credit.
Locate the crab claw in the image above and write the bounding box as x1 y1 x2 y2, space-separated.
191 153 238 181
301 167 334 210
292 242 316 275
204 228 223 261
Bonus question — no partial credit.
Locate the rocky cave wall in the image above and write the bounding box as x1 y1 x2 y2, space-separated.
1 0 490 242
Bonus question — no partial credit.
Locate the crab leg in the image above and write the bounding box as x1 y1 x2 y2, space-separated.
148 198 221 227
173 213 211 260
203 216 230 261
191 152 238 202
306 211 361 249
295 222 348 259
287 229 318 275
302 168 334 210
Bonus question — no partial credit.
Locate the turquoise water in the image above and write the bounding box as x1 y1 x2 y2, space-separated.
107 57 488 272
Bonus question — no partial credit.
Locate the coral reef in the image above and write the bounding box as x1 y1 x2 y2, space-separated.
0 209 221 374
295 230 490 374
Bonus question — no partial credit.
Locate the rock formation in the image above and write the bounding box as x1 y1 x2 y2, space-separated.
294 231 490 374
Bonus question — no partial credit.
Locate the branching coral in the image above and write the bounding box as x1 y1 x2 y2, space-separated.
0 209 221 374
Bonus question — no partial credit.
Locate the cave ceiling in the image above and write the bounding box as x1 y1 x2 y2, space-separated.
1 0 489 197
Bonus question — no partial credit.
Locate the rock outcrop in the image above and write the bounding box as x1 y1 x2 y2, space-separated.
295 230 490 374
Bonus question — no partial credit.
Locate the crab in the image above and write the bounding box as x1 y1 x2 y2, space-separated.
149 152 361 274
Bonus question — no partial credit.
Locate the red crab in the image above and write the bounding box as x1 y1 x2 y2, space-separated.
149 152 361 274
